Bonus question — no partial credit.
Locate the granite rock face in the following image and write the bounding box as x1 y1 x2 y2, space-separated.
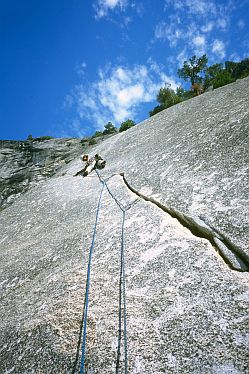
0 78 249 374
96 77 249 260
0 138 83 210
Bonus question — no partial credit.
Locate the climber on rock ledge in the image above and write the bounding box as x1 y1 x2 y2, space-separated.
74 154 106 177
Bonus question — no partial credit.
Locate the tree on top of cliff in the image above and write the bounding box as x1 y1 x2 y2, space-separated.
103 122 117 135
178 54 208 86
119 119 136 132
157 85 182 108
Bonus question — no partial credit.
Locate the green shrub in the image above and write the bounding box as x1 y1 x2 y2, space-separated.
157 86 182 108
240 70 249 78
103 122 117 135
92 131 103 138
149 105 166 117
119 119 136 132
27 135 54 142
89 138 97 146
181 90 195 100
35 136 54 141
225 58 249 79
204 63 223 89
80 137 90 144
212 70 234 89
176 86 195 100
177 54 208 86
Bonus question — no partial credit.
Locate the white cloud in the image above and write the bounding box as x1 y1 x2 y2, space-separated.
201 22 214 33
193 35 205 47
192 35 207 55
155 0 233 53
163 0 233 38
165 0 217 17
104 0 120 8
117 84 144 105
176 48 188 66
165 0 184 10
158 0 236 64
154 18 208 55
75 61 87 77
94 0 128 18
186 0 216 16
154 21 183 47
229 52 241 62
70 63 179 128
216 17 229 30
212 39 226 59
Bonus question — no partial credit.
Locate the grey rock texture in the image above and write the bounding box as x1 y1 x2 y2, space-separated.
0 78 249 373
96 77 249 259
0 138 84 211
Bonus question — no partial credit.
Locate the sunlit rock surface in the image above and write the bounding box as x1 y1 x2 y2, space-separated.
0 78 249 373
96 77 249 258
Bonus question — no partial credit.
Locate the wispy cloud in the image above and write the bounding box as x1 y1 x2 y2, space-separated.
216 16 229 31
228 52 242 62
66 63 179 130
63 94 74 110
201 22 214 33
192 35 206 55
212 39 226 59
165 0 217 17
154 21 183 47
94 0 128 19
75 61 87 78
154 0 235 64
53 118 89 138
176 47 188 66
193 35 206 47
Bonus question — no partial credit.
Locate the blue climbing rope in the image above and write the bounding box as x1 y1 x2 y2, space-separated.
96 170 129 374
116 209 128 374
80 179 105 374
122 210 128 374
77 169 135 373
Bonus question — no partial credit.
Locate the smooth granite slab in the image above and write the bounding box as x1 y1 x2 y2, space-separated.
0 78 249 373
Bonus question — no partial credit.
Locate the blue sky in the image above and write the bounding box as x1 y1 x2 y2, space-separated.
1 0 249 140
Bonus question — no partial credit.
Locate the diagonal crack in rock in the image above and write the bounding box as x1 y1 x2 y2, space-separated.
118 173 249 272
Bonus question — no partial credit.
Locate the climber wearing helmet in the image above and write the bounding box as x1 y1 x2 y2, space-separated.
74 154 106 177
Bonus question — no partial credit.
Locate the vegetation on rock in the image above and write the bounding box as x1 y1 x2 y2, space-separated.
27 135 54 141
177 54 208 86
27 57 248 138
149 56 249 116
103 122 117 135
88 138 97 146
80 137 90 144
92 131 103 138
119 119 136 132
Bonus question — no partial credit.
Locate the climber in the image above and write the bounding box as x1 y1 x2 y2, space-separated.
74 154 106 177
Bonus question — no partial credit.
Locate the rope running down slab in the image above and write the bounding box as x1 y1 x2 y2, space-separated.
73 170 138 374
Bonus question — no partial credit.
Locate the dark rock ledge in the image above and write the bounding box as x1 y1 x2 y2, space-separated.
0 138 83 211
